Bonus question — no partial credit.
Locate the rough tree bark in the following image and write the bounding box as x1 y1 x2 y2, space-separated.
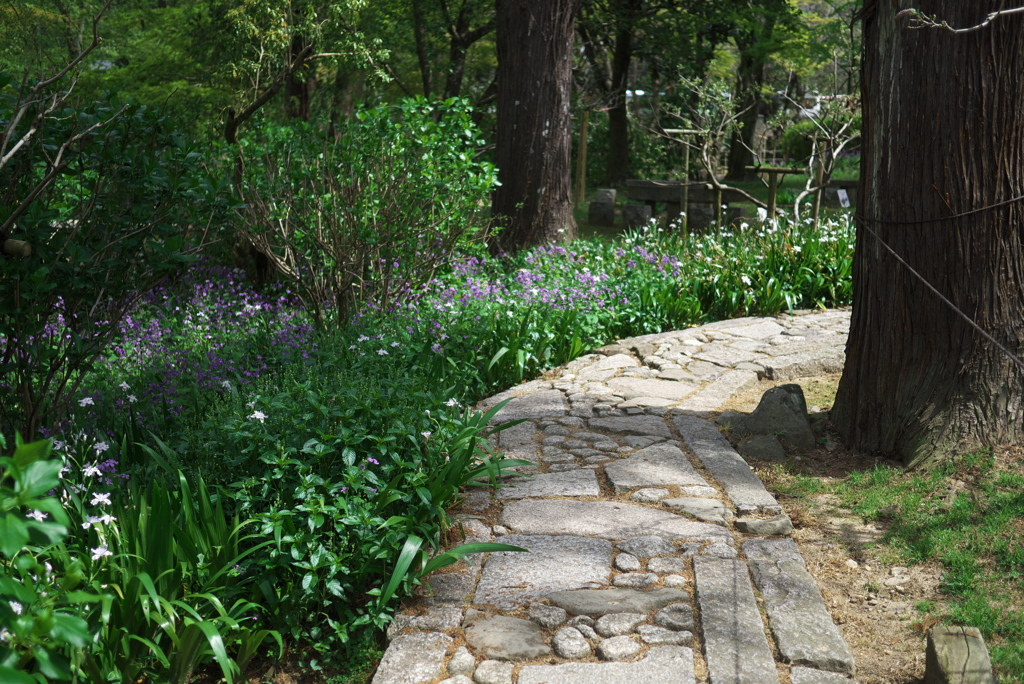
492 0 582 251
832 0 1024 468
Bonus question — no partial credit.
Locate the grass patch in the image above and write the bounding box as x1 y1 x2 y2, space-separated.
826 447 1024 681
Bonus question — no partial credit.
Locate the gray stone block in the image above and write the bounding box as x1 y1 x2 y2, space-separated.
925 625 996 684
372 632 453 684
693 556 780 684
589 201 616 226
474 534 612 609
596 612 646 637
735 515 794 536
790 668 856 684
616 536 677 558
465 616 552 661
473 660 514 684
622 204 653 228
546 588 690 617
598 635 642 661
588 415 673 438
447 646 476 677
520 646 694 684
552 626 593 659
673 415 782 514
491 390 567 423
604 444 709 494
662 497 730 526
500 500 731 542
496 469 600 499
743 539 855 674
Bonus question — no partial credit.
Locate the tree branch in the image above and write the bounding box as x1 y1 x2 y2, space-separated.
900 6 1024 33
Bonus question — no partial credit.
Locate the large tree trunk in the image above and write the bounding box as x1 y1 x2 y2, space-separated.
604 0 641 187
832 1 1024 468
492 0 581 251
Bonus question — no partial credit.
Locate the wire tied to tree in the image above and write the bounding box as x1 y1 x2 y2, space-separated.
854 197 1024 373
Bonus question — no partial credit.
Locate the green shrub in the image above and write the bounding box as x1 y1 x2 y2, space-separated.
0 73 225 439
234 97 498 327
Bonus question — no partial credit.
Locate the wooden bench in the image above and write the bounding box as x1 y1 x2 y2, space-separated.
625 180 748 228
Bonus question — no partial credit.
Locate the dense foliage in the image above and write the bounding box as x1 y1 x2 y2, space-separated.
2 207 855 679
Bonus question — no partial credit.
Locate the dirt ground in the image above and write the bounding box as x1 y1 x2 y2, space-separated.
723 374 939 684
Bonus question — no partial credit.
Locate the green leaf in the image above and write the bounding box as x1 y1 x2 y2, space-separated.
0 513 29 557
48 613 92 648
0 665 37 684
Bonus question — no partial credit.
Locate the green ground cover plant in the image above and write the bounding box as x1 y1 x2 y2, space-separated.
772 448 1024 682
2 211 856 680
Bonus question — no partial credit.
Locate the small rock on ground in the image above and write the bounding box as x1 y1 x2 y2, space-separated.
597 635 642 661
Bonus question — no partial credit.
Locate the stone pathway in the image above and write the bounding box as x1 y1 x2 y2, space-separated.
373 310 856 684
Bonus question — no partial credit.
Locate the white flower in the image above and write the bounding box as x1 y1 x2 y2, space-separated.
357 335 370 342
98 514 116 524
78 397 95 407
349 345 357 350
27 510 47 522
246 400 256 408
118 381 130 391
390 341 400 347
93 442 109 454
90 493 111 506
741 275 752 286
127 395 137 403
221 380 232 390
445 398 459 407
9 601 22 615
377 349 388 355
91 545 113 560
0 628 10 642
250 410 267 423
421 431 432 439
83 463 102 477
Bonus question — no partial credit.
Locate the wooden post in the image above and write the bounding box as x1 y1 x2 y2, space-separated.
2 239 31 259
714 185 723 228
681 141 690 234
746 166 803 223
575 109 589 209
664 128 699 234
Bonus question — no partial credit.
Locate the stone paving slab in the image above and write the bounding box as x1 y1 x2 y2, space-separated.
474 535 612 609
490 389 567 423
694 556 781 684
371 632 452 684
546 588 690 616
376 311 856 684
603 444 709 493
518 646 695 684
790 667 858 684
674 414 783 514
496 469 601 499
500 500 732 542
587 415 673 438
743 540 855 674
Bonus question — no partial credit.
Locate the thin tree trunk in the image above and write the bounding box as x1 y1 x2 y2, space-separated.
412 0 433 97
604 0 641 187
492 0 582 251
725 14 776 181
832 0 1024 467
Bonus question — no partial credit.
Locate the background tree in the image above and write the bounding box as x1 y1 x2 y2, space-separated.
832 0 1024 467
492 0 582 251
